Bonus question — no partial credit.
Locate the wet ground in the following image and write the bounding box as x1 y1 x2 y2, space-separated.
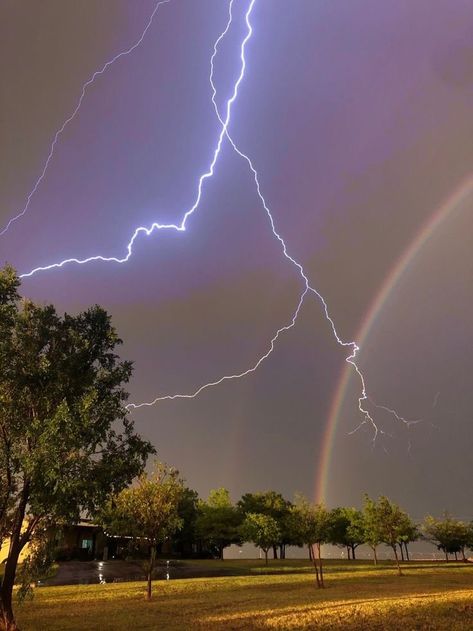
41 560 245 586
41 560 146 586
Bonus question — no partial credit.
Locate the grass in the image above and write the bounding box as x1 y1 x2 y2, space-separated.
13 560 473 630
173 557 407 573
174 557 317 575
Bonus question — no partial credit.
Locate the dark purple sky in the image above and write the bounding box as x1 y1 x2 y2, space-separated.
1 0 472 517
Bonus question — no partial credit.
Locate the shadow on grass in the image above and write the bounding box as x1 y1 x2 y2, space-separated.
201 588 473 630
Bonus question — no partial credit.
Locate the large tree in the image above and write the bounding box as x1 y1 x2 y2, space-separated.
422 514 469 561
241 513 281 565
101 462 184 600
0 266 154 630
195 489 241 559
328 507 364 560
364 495 413 576
237 491 292 558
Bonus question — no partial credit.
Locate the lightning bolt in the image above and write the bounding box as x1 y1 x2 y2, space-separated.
370 400 422 429
205 1 384 437
17 0 408 441
0 0 171 238
20 0 255 279
128 0 402 442
127 290 308 409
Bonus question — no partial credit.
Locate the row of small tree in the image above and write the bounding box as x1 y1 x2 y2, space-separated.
102 465 473 594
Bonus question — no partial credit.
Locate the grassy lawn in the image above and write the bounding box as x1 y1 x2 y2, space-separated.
13 560 473 630
175 557 318 575
178 557 414 575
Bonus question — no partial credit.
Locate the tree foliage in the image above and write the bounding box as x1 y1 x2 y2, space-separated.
422 514 469 561
241 513 281 565
362 495 383 566
101 462 184 600
173 487 200 557
363 495 413 575
327 507 364 559
0 266 154 629
291 495 331 588
238 491 292 558
195 489 242 559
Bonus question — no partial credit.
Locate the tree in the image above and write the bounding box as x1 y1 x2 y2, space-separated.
397 519 418 561
366 496 412 576
237 491 292 558
422 514 469 561
101 462 184 600
241 513 281 565
291 495 331 588
0 266 154 630
328 507 364 560
195 489 242 559
362 495 382 566
465 522 473 558
173 487 200 557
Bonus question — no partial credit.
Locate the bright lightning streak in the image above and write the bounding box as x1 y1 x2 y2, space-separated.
127 0 312 411
131 0 406 442
17 0 407 442
199 0 384 438
20 0 256 279
128 0 312 411
1 0 171 238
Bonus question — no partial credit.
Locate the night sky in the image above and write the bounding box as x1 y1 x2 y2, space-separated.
1 0 472 519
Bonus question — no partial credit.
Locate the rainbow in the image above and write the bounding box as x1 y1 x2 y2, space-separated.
315 174 473 503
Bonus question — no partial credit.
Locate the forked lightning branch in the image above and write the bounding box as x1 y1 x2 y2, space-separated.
3 0 409 438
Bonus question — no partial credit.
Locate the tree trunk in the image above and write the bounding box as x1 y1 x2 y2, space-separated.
1 541 22 631
392 545 402 576
280 544 285 559
404 542 410 561
351 544 357 560
454 551 458 561
272 545 278 560
445 550 448 562
146 545 156 601
1 486 30 630
316 542 324 588
219 545 224 560
347 546 351 560
399 543 404 561
372 546 378 565
264 549 268 565
309 544 321 588
0 544 20 631
461 547 466 562
308 545 313 561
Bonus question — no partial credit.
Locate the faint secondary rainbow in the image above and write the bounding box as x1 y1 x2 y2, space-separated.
315 174 473 503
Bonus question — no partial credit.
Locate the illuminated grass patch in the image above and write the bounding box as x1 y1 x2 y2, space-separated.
15 560 473 630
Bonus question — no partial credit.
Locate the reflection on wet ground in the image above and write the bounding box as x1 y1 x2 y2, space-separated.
41 560 243 587
42 560 166 586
